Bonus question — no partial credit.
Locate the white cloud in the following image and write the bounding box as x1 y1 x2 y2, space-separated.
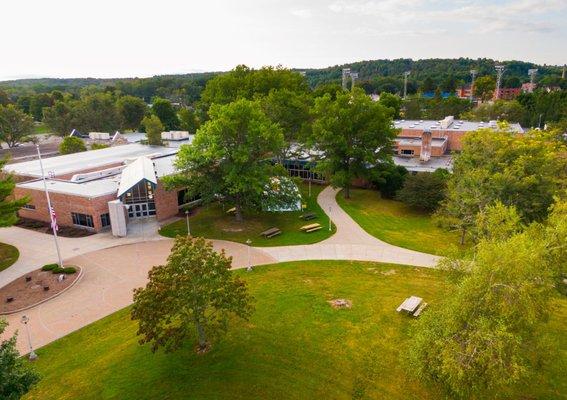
290 8 312 19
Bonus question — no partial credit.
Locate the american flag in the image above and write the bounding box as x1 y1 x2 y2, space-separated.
50 207 59 232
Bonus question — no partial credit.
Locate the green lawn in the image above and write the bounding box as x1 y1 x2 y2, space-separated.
33 123 51 135
336 188 469 256
0 242 19 271
159 183 335 246
25 260 566 400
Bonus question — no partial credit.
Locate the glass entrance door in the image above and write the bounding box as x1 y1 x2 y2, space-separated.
129 203 150 218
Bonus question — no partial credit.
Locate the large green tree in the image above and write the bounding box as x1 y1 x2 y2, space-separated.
141 115 164 146
0 320 40 400
474 75 496 102
200 65 307 108
166 99 285 222
310 88 396 198
29 93 53 121
72 93 122 133
151 98 179 131
117 95 147 131
0 105 34 148
408 204 559 399
178 108 200 134
42 100 75 136
0 158 28 226
396 169 448 212
131 236 253 353
437 126 566 243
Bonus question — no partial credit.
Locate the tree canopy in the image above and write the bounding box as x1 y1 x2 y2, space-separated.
151 98 179 131
131 236 253 353
0 158 28 227
0 105 34 148
117 95 147 131
310 88 396 198
166 99 285 221
59 136 87 155
142 115 164 146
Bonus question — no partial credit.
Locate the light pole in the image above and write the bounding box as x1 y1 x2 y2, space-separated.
20 315 38 361
328 206 332 231
246 239 252 271
185 210 191 236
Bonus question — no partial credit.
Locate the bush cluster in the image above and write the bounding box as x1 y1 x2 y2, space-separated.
40 264 77 274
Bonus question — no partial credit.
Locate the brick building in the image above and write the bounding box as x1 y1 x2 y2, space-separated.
6 144 195 235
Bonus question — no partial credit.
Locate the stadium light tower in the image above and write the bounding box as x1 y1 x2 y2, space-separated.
350 72 359 91
342 68 351 91
403 71 411 99
528 69 538 93
495 65 505 100
469 70 477 101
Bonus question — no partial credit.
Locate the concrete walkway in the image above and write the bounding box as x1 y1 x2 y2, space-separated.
1 186 439 353
262 186 439 267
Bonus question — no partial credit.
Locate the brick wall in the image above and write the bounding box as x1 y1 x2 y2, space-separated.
14 187 115 232
154 180 181 221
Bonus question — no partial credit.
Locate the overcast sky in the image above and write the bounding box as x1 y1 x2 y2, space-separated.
1 0 566 81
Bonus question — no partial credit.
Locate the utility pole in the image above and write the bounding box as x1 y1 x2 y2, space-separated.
342 68 351 91
403 71 411 99
528 69 538 92
469 69 477 101
495 65 505 100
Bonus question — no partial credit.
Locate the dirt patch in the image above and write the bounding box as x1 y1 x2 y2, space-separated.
0 266 81 314
15 218 95 238
328 298 352 309
381 269 397 276
222 227 245 232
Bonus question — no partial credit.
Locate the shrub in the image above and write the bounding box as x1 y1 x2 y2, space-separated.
91 142 110 150
41 263 58 271
59 136 87 154
396 169 449 212
61 267 77 274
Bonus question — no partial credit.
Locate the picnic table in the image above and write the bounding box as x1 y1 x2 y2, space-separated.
396 296 427 317
300 223 322 233
226 207 236 214
300 212 317 221
260 227 281 238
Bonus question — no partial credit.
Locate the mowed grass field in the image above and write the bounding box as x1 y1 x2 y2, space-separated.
159 183 335 246
336 188 469 256
0 242 19 271
24 261 566 400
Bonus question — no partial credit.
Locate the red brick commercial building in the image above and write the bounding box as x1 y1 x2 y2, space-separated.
6 144 194 235
392 116 524 171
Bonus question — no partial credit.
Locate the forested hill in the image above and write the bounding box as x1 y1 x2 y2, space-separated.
302 58 563 87
1 58 564 102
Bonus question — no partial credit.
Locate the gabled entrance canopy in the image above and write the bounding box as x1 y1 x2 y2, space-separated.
117 156 157 198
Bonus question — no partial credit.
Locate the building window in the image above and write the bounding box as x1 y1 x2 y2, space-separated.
71 212 94 228
100 213 111 228
401 149 414 155
22 204 36 210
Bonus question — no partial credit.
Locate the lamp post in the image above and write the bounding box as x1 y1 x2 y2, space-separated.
328 206 332 231
185 210 191 236
20 315 38 361
246 239 252 271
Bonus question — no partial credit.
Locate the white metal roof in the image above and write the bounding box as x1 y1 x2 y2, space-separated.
117 156 158 197
393 119 524 134
4 144 177 178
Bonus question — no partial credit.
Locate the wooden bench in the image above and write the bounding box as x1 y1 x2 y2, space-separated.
300 212 317 221
260 227 281 238
413 302 428 317
300 223 322 233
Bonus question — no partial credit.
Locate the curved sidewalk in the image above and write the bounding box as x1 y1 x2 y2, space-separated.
261 186 440 268
1 186 439 353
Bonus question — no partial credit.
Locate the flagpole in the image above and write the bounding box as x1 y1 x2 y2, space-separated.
36 144 64 268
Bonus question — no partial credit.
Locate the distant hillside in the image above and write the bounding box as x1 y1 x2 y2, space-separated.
1 58 564 102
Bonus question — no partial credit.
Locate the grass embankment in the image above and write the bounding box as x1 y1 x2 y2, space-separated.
336 188 469 256
159 183 335 246
0 242 19 271
25 260 566 399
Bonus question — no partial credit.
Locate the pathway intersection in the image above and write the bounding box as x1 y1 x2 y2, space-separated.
0 186 439 353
